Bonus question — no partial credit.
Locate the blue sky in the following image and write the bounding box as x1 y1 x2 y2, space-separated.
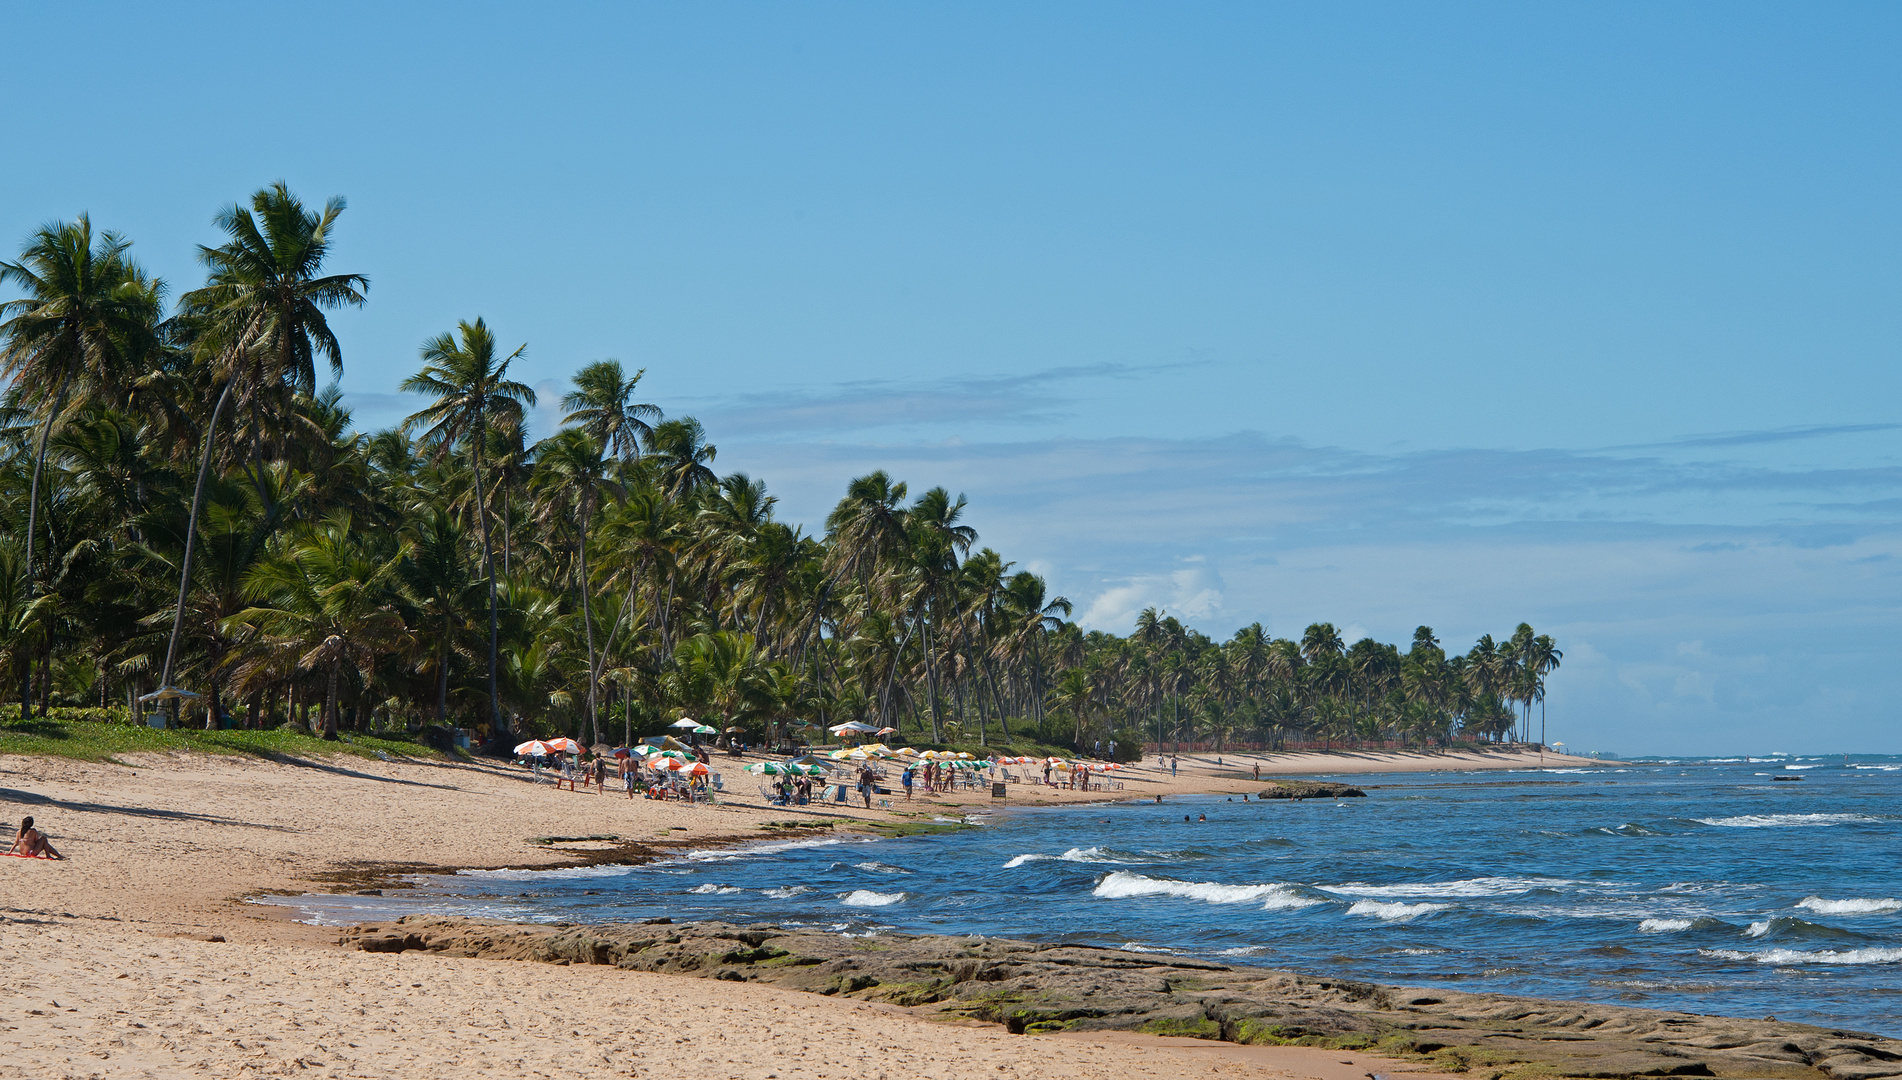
6 3 1901 754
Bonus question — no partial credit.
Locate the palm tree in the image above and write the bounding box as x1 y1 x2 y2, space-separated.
644 417 717 499
0 216 161 713
398 506 480 726
532 427 620 744
226 515 409 740
401 318 534 751
562 360 659 463
162 184 367 699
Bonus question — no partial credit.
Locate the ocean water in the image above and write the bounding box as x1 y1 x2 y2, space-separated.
271 755 1902 1035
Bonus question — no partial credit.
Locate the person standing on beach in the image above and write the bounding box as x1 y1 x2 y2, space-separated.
619 755 636 799
1253 762 1261 781
1170 755 1179 777
901 765 914 800
559 753 577 791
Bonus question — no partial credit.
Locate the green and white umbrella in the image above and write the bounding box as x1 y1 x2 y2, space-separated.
749 762 794 776
693 724 720 735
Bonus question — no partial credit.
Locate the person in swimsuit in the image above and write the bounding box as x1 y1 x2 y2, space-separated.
11 817 62 859
619 755 636 798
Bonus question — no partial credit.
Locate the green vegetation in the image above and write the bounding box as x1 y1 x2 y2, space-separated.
0 184 1561 757
0 706 449 763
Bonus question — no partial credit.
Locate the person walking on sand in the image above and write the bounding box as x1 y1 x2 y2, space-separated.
619 755 636 799
559 753 577 791
10 816 61 859
1170 755 1179 778
901 764 914 800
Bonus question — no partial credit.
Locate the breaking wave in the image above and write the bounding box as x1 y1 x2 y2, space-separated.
1797 897 1902 915
1092 871 1322 909
1346 900 1450 921
1323 876 1569 899
1692 814 1882 829
840 889 906 907
1701 947 1902 966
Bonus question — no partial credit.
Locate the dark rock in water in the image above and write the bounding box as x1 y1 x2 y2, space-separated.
1774 776 1805 782
339 916 1902 1078
1258 780 1365 800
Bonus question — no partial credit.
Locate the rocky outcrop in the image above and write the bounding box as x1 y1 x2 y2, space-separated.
342 917 1900 1079
1258 779 1365 799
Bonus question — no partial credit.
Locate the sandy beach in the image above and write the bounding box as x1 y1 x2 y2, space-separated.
0 744 1620 1079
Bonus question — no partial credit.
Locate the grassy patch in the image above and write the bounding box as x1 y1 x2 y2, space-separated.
1137 1017 1222 1040
0 712 455 765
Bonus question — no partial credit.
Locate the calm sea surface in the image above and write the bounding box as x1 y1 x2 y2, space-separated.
271 756 1902 1034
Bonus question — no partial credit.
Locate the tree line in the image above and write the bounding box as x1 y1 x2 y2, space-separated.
0 184 1561 755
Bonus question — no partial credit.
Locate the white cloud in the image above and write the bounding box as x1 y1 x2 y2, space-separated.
1077 563 1224 632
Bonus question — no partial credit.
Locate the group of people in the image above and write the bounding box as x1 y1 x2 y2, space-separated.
897 760 968 800
528 749 715 803
768 775 816 805
1038 759 1099 791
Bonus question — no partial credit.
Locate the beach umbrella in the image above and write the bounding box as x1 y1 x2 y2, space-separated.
895 747 920 758
725 727 746 734
681 762 711 776
749 762 793 775
544 737 583 754
514 739 552 756
693 724 719 735
875 726 897 735
610 747 635 759
669 718 701 729
793 762 830 775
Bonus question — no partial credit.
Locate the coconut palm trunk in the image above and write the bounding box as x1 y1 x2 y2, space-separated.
471 439 504 749
159 376 236 694
17 366 75 716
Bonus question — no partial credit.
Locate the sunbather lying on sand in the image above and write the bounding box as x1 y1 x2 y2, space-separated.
10 816 62 859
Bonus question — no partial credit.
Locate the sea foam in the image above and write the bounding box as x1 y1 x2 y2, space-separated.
1323 877 1568 899
1093 871 1320 909
1003 846 1132 869
1346 900 1450 921
1638 918 1695 933
1701 947 1902 966
1692 813 1881 829
687 884 743 895
1797 896 1902 915
840 889 906 907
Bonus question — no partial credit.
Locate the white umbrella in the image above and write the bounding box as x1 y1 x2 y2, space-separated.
669 718 701 729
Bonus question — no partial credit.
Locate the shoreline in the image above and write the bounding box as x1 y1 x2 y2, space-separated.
323 913 1902 1078
9 743 1799 1080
